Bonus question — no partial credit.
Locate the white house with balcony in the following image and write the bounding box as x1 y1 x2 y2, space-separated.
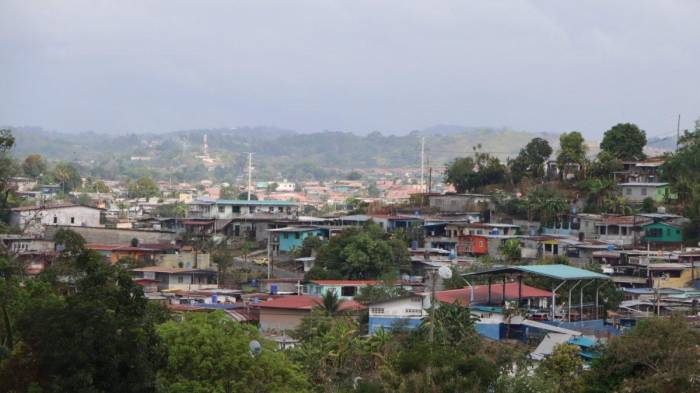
187 199 299 219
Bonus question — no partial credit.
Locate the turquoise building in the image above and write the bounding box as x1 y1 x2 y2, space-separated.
268 226 323 253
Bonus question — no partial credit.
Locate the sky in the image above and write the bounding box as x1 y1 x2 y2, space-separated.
1 1 699 138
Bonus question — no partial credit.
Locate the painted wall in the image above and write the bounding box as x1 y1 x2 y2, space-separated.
278 230 322 252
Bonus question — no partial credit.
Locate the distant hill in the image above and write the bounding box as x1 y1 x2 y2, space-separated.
7 125 561 182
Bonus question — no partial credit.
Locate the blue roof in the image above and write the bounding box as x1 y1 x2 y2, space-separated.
517 265 610 280
215 199 298 206
568 336 596 348
463 264 610 281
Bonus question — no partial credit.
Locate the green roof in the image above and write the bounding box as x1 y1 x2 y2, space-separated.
463 264 610 281
517 265 610 280
215 199 298 206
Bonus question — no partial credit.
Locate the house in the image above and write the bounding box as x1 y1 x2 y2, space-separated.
368 283 555 336
427 193 494 213
187 199 299 219
131 266 217 291
614 158 666 183
256 295 365 332
267 226 324 254
642 221 684 248
275 179 296 192
367 214 424 233
593 215 646 247
305 279 381 300
368 294 427 333
8 204 102 234
619 182 676 203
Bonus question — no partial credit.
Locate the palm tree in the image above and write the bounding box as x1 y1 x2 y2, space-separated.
318 290 342 316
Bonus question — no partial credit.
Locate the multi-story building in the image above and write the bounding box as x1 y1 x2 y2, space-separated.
187 199 299 219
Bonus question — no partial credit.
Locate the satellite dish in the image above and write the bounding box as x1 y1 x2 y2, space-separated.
438 266 453 279
249 340 261 357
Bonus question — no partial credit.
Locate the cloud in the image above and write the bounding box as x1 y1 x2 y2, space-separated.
1 0 699 137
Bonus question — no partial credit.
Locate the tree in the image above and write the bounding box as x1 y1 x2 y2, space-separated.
238 192 258 200
0 129 14 153
445 148 506 193
586 315 700 393
556 132 587 180
157 311 309 393
0 249 166 392
588 150 623 180
600 123 647 161
511 138 553 182
641 197 656 213
318 290 342 316
52 162 82 193
346 171 363 180
537 344 584 393
21 154 46 179
94 180 111 193
0 129 19 216
154 203 187 218
309 223 410 279
128 176 160 199
499 239 522 264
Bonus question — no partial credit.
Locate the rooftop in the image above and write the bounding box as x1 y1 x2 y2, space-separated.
464 264 610 281
256 295 365 311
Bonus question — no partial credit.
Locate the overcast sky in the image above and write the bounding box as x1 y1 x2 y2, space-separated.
1 1 699 137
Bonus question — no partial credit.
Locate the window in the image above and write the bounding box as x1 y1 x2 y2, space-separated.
295 232 300 239
641 188 647 196
177 276 184 283
341 286 356 297
370 307 384 314
405 308 422 314
218 206 226 213
284 233 289 239
646 228 662 238
599 226 607 235
626 188 632 195
53 216 57 224
70 217 75 224
232 206 240 213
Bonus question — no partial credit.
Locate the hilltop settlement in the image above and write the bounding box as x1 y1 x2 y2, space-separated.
2 122 700 392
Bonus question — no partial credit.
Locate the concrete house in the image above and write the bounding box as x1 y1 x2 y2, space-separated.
267 226 324 254
257 295 365 332
131 266 217 291
619 182 676 203
9 204 102 235
187 199 299 219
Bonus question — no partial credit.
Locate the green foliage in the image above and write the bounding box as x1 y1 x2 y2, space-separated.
499 239 522 263
588 150 623 179
157 311 309 393
238 192 258 200
556 132 587 180
536 344 584 393
600 123 647 161
154 203 188 218
640 197 656 213
354 284 410 304
0 129 15 153
586 315 700 393
128 176 160 198
53 228 87 257
52 162 82 192
510 138 553 182
94 180 111 193
445 147 506 193
346 171 363 180
310 222 410 280
294 235 323 258
0 130 20 217
525 187 569 227
21 154 46 179
0 249 165 393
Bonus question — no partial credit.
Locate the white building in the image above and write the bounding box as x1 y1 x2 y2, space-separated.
276 179 296 192
131 266 217 291
188 199 299 219
9 204 102 235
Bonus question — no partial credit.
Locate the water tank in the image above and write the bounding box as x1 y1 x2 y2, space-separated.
411 240 418 250
270 284 278 295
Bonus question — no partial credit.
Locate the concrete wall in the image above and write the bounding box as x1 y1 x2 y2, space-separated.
259 308 309 332
45 225 177 245
11 206 102 234
156 253 212 269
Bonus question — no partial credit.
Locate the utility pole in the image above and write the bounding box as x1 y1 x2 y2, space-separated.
420 137 425 192
247 153 253 201
676 114 681 152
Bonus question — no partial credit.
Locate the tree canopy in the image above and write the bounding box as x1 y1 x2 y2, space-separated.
157 311 310 393
600 123 647 161
556 132 587 179
445 148 506 193
307 222 410 280
128 176 160 198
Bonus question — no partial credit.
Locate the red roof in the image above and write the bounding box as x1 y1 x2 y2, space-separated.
256 295 365 311
310 280 379 286
429 283 554 306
